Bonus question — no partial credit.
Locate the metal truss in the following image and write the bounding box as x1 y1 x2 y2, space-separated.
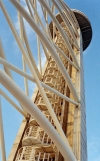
0 0 81 161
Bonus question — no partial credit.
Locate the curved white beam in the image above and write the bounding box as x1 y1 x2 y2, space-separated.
29 0 46 33
0 38 28 115
57 0 79 37
38 0 79 68
0 58 79 106
8 0 79 102
18 12 41 80
60 0 79 29
50 0 79 50
0 69 77 161
1 1 79 154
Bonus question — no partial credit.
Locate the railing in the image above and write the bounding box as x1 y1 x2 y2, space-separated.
16 147 55 161
23 126 53 145
30 106 62 126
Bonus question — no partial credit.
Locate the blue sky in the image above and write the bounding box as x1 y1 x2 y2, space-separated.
0 0 100 161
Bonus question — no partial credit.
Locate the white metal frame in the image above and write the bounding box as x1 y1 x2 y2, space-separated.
0 0 81 161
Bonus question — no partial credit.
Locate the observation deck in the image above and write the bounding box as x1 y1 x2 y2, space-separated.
49 10 92 51
73 10 92 50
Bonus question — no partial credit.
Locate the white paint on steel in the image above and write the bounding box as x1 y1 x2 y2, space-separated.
0 97 6 161
0 1 82 161
1 2 78 157
8 0 79 102
0 57 79 106
0 69 77 161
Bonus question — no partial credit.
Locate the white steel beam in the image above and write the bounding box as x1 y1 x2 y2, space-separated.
0 69 77 161
33 8 42 75
0 39 13 79
50 0 79 50
22 56 29 96
18 10 41 80
0 97 6 161
8 0 80 102
0 39 28 115
0 58 79 106
1 2 79 155
37 37 42 75
38 0 79 68
29 0 46 33
18 10 29 96
61 1 79 29
25 0 34 18
42 83 79 106
57 0 79 37
40 40 50 60
30 0 79 62
54 43 79 70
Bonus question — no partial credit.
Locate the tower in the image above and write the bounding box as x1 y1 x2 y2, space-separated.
0 1 92 161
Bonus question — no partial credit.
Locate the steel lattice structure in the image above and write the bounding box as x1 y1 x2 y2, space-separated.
0 0 92 161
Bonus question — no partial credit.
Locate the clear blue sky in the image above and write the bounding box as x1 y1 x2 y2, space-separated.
0 0 100 161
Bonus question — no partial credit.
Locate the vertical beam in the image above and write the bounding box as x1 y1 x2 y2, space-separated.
37 37 42 75
22 19 41 79
33 3 42 76
73 29 81 160
18 4 41 80
22 56 29 96
0 39 13 79
18 8 29 96
0 97 6 161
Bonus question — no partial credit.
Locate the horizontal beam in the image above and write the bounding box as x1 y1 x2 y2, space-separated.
42 83 79 106
0 57 79 106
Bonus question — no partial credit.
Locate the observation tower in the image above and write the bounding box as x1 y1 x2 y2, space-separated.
0 1 92 161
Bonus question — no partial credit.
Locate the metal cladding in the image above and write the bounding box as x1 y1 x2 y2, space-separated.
73 10 92 50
